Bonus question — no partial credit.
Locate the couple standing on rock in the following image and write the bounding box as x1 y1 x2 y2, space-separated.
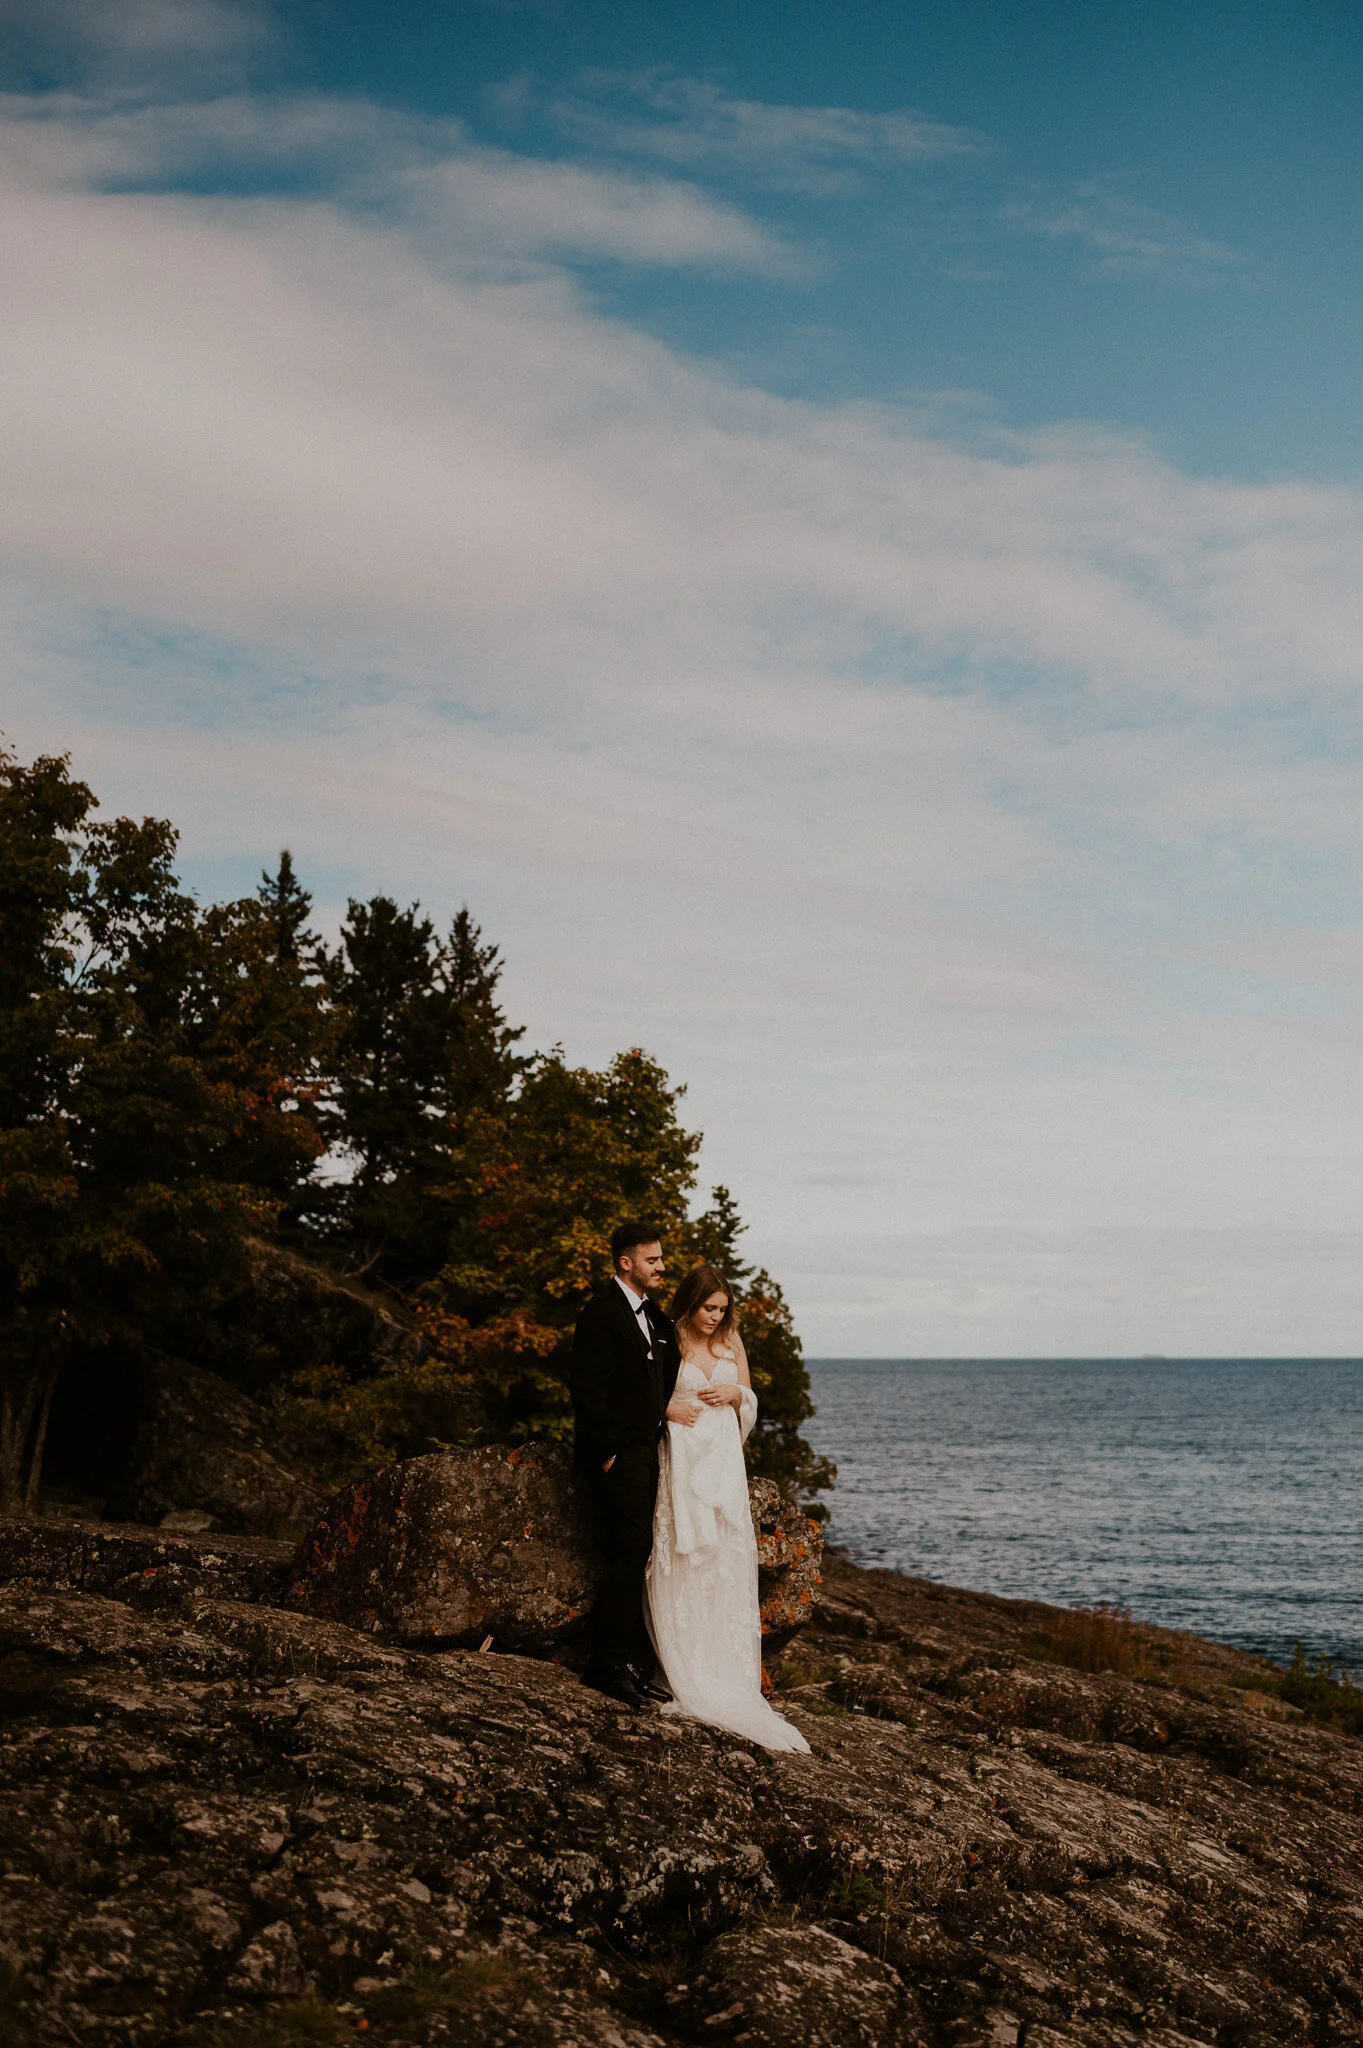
569 1219 809 1753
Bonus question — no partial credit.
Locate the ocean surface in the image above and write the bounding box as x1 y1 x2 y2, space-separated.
804 1358 1363 1672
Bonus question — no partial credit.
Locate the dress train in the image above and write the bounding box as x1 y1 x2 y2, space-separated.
645 1352 809 1754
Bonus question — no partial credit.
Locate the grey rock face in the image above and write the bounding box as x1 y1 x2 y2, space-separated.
0 1514 294 1606
4 1519 1363 2047
240 1237 426 1385
290 1442 603 1650
682 1922 923 2046
118 1359 321 1540
290 1446 826 1659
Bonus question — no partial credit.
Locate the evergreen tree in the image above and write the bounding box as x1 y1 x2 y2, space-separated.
257 849 314 965
0 748 327 1511
679 1184 835 1513
317 896 524 1283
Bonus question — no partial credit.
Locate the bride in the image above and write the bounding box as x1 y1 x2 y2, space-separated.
645 1263 809 1753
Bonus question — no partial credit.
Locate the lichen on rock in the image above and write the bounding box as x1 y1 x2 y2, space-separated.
4 1517 1363 2046
288 1447 825 1659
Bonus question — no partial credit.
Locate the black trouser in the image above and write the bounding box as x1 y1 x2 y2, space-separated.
584 1439 659 1666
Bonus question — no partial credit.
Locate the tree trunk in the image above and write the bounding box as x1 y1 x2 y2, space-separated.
0 1363 59 1516
22 1369 56 1514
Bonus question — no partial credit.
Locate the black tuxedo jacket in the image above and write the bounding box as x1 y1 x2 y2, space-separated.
570 1283 681 1473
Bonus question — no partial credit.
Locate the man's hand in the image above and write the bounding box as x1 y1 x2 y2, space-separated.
602 1455 616 1472
666 1393 703 1427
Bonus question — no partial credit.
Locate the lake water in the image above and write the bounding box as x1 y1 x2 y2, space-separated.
804 1358 1363 1673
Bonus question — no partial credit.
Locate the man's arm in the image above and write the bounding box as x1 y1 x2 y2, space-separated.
570 1298 621 1468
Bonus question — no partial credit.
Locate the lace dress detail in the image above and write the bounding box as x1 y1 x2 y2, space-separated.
645 1352 809 1753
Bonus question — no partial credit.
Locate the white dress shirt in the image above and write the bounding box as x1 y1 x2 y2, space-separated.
615 1274 654 1358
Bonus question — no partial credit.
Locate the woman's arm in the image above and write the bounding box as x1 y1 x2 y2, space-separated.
696 1325 754 1411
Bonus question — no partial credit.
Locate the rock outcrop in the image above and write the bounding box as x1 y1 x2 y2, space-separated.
237 1238 427 1391
289 1447 825 1658
4 1520 1363 2046
750 1475 823 1651
289 1443 601 1652
113 1359 322 1539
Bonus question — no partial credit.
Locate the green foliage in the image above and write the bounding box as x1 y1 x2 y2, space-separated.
0 748 329 1508
315 896 524 1284
676 1184 835 1510
823 1867 884 1915
257 849 315 967
421 1047 700 1441
267 1322 485 1481
1274 1644 1363 1736
0 741 833 1515
734 1267 835 1512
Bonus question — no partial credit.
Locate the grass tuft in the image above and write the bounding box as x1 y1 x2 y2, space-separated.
1270 1645 1363 1736
1039 1604 1152 1678
362 1955 532 2022
200 1997 350 2048
0 1952 29 2041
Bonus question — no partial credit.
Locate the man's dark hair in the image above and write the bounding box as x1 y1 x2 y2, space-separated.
610 1219 662 1268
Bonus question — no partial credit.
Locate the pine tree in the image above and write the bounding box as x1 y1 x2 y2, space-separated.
0 748 327 1511
257 850 314 965
317 897 525 1283
680 1184 834 1513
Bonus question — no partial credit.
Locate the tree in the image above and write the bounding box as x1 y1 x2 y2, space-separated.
424 1046 701 1440
282 1044 834 1511
0 748 329 1511
257 849 314 966
682 1184 835 1513
316 897 525 1284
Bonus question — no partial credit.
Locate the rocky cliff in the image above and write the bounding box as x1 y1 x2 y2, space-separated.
2 1508 1362 2047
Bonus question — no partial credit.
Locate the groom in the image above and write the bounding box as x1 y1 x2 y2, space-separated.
570 1219 683 1707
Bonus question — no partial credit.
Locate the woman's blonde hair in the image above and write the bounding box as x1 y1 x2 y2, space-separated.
670 1263 737 1346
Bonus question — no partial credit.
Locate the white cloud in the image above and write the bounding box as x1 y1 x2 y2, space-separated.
1005 182 1253 286
2 87 1363 1352
404 151 802 272
0 90 798 272
0 0 270 90
507 69 983 193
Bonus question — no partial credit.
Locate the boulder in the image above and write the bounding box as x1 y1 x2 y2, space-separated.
290 1446 824 1657
677 1923 923 2048
116 1360 322 1540
751 1475 824 1651
0 1514 296 1609
289 1443 601 1651
234 1237 426 1392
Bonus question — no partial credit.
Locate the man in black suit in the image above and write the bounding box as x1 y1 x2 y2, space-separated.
570 1218 686 1707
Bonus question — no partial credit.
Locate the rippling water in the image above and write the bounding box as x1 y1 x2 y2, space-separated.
804 1358 1363 1671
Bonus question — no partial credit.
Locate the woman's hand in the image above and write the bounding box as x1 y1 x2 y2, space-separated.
697 1382 743 1410
667 1392 703 1427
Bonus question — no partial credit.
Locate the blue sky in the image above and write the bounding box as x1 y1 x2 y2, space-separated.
3 0 1363 1352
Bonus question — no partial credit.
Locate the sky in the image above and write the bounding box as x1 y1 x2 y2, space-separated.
2 0 1363 1356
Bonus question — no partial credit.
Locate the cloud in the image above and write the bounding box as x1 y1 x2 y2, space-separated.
784 1227 1363 1357
404 150 802 272
2 84 1363 1350
0 89 799 271
500 69 983 193
0 0 271 91
1005 182 1254 286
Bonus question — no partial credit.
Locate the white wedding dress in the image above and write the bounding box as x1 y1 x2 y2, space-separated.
645 1350 809 1753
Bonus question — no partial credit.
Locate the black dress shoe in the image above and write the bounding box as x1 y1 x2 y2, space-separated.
582 1659 648 1708
624 1662 672 1704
